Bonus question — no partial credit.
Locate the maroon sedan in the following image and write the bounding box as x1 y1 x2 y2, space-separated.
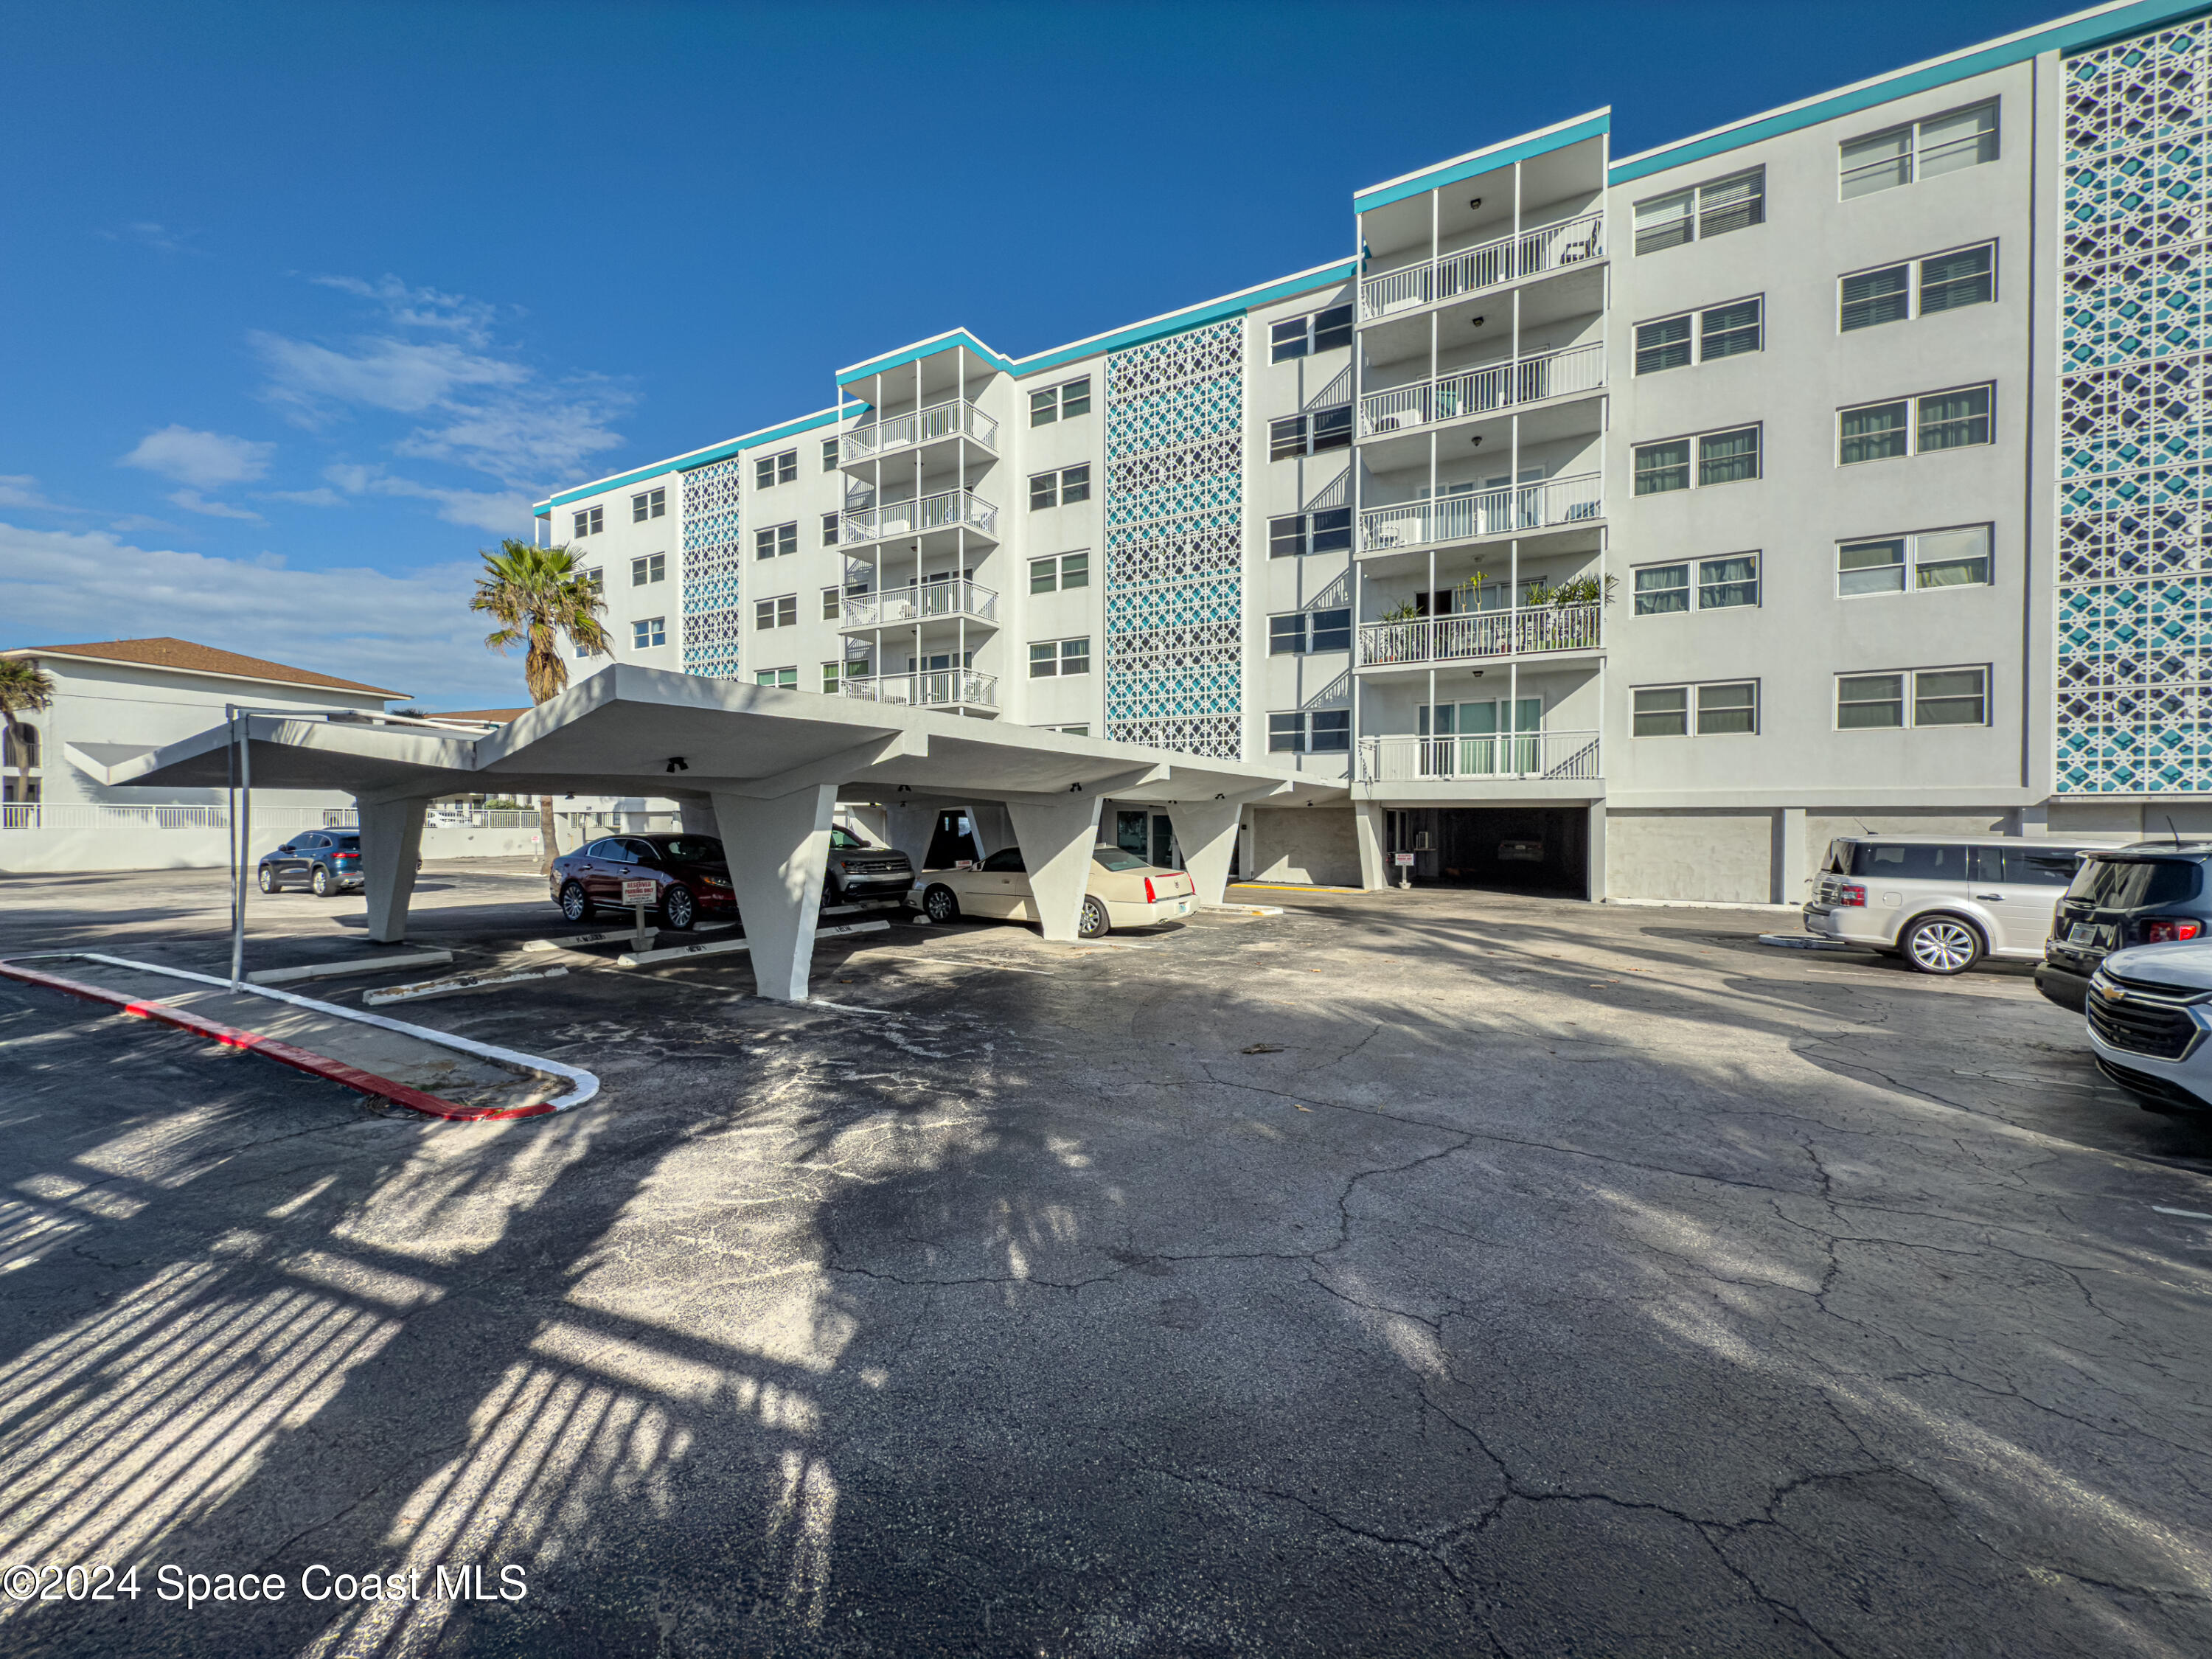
549 833 737 930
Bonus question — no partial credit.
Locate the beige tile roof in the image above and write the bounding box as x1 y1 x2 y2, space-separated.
4 636 406 698
419 708 528 723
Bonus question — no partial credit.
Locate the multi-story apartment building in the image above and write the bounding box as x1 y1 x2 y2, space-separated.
536 0 2212 903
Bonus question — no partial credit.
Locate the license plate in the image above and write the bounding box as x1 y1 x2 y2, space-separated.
2068 922 2098 945
1174 899 1192 915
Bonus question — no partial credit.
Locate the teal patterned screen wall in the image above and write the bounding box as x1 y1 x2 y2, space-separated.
680 456 745 679
2059 20 2212 791
1102 318 1246 759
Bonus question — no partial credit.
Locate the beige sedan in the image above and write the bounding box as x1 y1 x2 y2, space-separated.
910 844 1197 937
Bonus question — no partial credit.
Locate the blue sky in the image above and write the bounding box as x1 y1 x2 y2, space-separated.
1 0 2067 706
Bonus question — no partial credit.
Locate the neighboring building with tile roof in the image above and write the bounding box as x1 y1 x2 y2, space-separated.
4 636 406 699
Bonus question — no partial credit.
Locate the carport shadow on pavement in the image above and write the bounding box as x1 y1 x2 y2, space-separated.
3 888 2212 1655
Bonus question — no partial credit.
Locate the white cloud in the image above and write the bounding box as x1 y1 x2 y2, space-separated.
258 486 346 507
98 222 204 256
0 520 535 706
322 464 531 536
252 274 630 489
167 490 265 522
121 425 275 490
0 475 73 512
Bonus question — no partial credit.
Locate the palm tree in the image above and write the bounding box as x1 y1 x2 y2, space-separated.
0 656 56 821
471 539 611 870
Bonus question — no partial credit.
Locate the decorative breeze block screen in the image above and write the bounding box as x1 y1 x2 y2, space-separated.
680 456 744 680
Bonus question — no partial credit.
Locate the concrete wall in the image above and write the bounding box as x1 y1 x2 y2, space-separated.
1606 810 1777 903
0 821 546 877
1249 804 1360 887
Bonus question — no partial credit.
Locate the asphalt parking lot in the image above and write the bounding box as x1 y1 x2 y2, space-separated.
3 858 2211 1657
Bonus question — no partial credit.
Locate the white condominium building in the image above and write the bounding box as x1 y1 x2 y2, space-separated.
535 0 2212 903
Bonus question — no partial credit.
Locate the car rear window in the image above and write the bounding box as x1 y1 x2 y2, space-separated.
2064 855 2203 908
331 835 358 849
1843 842 1969 880
1091 846 1147 872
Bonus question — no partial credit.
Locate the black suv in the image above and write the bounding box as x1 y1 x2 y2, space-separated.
2036 844 2212 1012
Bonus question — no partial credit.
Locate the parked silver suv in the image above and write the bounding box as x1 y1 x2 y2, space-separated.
1802 835 2091 975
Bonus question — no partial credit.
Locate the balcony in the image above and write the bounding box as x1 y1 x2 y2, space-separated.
1358 730 1600 785
842 397 998 465
841 487 999 546
1359 212 1606 323
1359 342 1604 439
1358 602 1601 669
838 669 999 712
1358 473 1601 553
841 577 999 630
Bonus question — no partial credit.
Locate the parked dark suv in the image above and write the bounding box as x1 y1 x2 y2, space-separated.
2036 844 2212 1012
259 830 363 896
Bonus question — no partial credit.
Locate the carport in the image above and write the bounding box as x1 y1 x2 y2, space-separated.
101 665 1343 1001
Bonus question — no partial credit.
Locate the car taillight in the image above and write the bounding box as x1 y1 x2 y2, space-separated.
2143 919 2203 944
1835 883 1865 908
1144 877 1158 904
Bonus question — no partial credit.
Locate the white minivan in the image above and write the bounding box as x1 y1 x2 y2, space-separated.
1802 835 2094 975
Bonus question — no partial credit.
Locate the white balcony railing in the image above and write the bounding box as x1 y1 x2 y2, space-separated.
1 803 357 832
841 487 1000 546
842 397 999 463
841 577 1000 630
1358 602 1602 667
1358 473 1603 552
838 669 1000 710
1358 730 1601 785
1359 341 1604 439
1359 212 1606 321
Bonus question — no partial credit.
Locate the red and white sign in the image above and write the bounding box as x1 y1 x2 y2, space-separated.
1393 852 1416 866
622 878 658 906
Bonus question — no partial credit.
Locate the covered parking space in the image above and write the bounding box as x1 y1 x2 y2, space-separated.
101 665 1343 1001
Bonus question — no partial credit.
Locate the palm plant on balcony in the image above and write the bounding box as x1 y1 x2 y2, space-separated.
1522 572 1618 608
471 539 611 872
0 656 55 815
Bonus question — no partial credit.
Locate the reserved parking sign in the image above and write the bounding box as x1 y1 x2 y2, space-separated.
622 878 657 905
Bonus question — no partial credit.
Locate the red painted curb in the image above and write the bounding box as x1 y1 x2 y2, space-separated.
0 961 553 1121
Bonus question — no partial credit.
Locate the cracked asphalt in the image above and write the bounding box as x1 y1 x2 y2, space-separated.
3 860 2212 1656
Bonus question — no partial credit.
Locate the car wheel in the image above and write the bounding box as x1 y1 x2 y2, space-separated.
922 883 959 924
258 865 278 894
662 885 697 931
560 880 592 923
1901 914 1983 975
1077 894 1110 939
311 865 333 897
819 878 842 913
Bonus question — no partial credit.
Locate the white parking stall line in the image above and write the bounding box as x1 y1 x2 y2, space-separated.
248 950 454 984
2152 1206 2212 1220
613 919 891 969
522 923 734 953
364 967 569 1006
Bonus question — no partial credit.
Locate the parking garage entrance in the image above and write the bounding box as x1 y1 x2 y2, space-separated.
1386 807 1587 897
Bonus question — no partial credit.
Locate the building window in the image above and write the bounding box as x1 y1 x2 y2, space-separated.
1634 298 1761 374
755 666 797 689
1270 304 1354 362
580 567 603 594
1029 375 1093 425
755 521 799 559
754 594 799 630
1269 710 1351 754
821 659 855 693
630 552 665 586
1635 554 1759 615
1268 608 1352 655
1268 406 1353 460
1269 508 1354 558
1634 681 1757 737
633 616 666 649
572 505 603 538
1635 425 1761 495
754 449 798 488
1029 637 1091 677
1 722 38 770
1046 723 1091 737
1029 465 1091 509
1839 385 1993 465
821 511 839 547
630 487 665 522
1632 167 1764 255
1029 551 1091 593
821 438 839 471
1840 100 1997 199
1840 243 1996 331
1838 524 1993 596
1836 666 1989 728
1633 563 1688 616
1700 554 1759 609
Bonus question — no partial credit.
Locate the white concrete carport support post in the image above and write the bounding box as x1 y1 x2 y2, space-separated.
1166 798 1246 908
710 783 838 1001
1354 801 1389 891
1007 793 1105 942
356 795 433 944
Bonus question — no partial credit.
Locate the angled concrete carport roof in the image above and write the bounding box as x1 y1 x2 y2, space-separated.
105 665 1345 1001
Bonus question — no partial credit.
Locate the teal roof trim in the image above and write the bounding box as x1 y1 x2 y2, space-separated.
1013 260 1358 376
1608 0 2212 186
1354 112 1611 215
835 330 1017 388
533 406 857 517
